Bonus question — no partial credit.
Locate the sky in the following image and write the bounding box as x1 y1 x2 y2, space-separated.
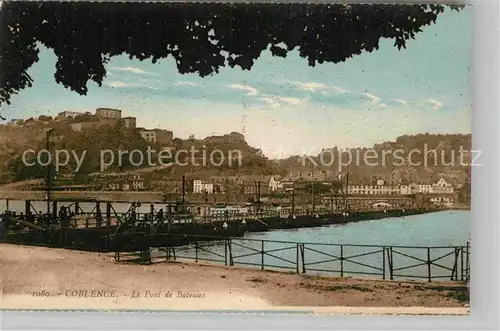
0 6 473 159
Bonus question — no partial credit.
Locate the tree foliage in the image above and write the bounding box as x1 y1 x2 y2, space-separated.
0 2 464 106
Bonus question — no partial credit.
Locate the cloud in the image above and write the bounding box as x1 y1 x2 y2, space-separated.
104 81 157 90
427 98 444 110
259 97 280 110
298 82 329 91
392 98 408 107
293 81 348 94
361 92 382 104
258 94 308 109
110 66 156 75
275 96 306 106
174 81 199 87
227 84 258 96
331 85 349 94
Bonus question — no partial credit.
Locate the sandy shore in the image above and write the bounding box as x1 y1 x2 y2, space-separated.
0 244 469 314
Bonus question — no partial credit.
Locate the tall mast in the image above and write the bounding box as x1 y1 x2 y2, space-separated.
312 179 315 213
257 181 261 203
212 179 216 203
311 162 315 213
182 175 185 206
345 171 349 211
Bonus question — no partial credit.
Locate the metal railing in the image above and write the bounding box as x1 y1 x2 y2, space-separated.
115 234 470 282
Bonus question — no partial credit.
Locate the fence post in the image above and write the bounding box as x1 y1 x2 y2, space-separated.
387 247 394 280
225 239 228 266
460 246 464 281
229 239 234 266
195 241 198 263
340 245 344 277
451 248 458 281
382 246 386 280
465 242 470 281
427 247 431 282
300 244 306 273
261 240 265 270
296 243 299 274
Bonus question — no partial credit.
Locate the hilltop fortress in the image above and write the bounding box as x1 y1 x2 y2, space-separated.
4 108 173 145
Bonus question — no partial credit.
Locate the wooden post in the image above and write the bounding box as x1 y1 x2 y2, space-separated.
96 202 101 228
228 239 233 266
382 246 386 280
150 204 154 234
460 246 464 281
300 244 306 273
261 240 264 270
388 247 394 280
451 248 459 281
465 242 470 281
224 240 228 266
25 200 30 216
106 202 112 223
5 199 9 211
74 202 80 215
427 247 432 282
340 245 344 277
195 241 199 263
52 201 58 218
296 243 300 274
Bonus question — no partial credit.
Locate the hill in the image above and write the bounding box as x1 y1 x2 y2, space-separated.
276 133 472 186
0 122 286 185
0 115 471 190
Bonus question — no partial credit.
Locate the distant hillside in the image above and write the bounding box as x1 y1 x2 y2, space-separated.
276 133 472 186
0 123 286 184
0 114 471 189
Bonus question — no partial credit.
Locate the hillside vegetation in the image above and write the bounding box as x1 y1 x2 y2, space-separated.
0 119 471 189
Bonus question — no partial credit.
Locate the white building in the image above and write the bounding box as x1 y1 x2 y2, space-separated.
140 130 156 143
71 123 82 132
268 176 283 192
347 185 400 195
417 184 432 194
400 185 412 195
122 117 137 128
96 108 122 119
6 119 23 127
193 180 214 194
210 205 249 217
431 178 454 194
372 202 393 208
430 196 454 207
57 111 81 118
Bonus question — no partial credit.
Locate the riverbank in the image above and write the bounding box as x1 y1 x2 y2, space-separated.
0 244 469 312
450 205 471 211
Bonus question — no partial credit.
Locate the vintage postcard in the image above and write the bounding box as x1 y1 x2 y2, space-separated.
0 2 472 315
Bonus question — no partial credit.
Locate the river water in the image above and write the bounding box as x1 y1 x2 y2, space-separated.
2 197 470 280
167 210 470 280
243 210 470 247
